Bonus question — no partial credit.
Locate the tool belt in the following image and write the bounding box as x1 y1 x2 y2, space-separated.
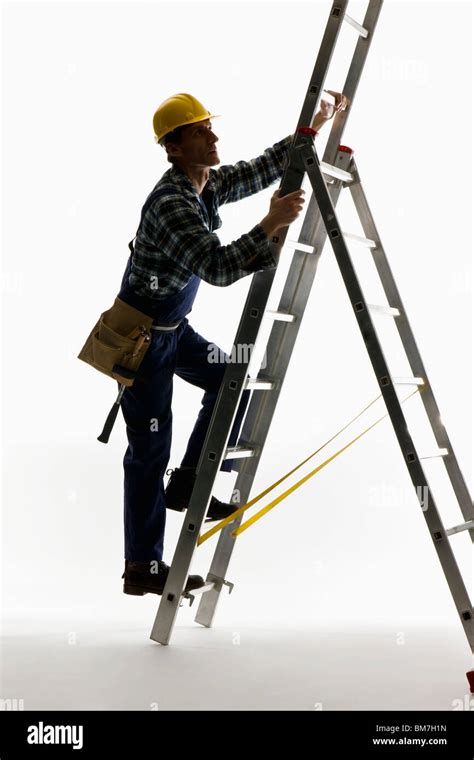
78 297 154 387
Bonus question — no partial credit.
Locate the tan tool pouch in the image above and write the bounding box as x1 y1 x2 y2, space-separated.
78 297 154 386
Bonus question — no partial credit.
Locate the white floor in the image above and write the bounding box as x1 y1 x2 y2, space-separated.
2 612 472 711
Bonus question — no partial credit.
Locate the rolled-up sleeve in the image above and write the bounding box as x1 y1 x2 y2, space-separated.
153 195 277 287
215 135 293 205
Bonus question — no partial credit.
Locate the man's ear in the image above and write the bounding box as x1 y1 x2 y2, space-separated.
165 142 181 160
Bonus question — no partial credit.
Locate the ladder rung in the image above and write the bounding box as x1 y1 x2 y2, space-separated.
320 161 353 182
419 448 449 460
446 520 474 537
342 231 377 247
393 377 425 386
368 304 400 317
265 310 296 322
286 239 315 254
344 13 369 38
185 582 216 597
246 378 275 391
224 446 256 460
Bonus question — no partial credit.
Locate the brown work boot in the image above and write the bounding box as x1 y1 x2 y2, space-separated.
122 559 205 596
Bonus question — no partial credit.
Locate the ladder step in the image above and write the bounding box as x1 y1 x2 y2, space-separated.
245 378 275 391
393 376 425 386
368 304 400 317
185 582 216 597
265 310 296 323
419 448 449 460
344 13 369 38
286 239 315 254
446 520 474 537
320 161 353 182
224 446 256 460
342 231 377 247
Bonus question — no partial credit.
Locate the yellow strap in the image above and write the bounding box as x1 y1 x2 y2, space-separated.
233 387 420 537
197 393 383 547
198 388 419 545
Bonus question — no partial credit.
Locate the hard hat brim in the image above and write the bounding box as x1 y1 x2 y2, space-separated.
156 113 221 144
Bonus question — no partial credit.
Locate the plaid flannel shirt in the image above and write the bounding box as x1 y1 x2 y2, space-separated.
127 134 293 298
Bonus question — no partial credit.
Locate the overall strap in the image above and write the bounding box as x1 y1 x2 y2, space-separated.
200 186 215 232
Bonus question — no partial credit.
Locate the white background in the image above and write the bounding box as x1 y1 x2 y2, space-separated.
1 0 472 709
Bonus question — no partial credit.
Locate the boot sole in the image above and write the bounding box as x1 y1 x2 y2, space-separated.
205 514 236 522
166 504 236 523
123 582 203 596
123 583 163 596
167 508 234 523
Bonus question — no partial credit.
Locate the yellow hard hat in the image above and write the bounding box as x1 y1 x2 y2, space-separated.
153 93 220 144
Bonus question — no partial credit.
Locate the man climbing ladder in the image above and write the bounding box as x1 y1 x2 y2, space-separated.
116 90 348 597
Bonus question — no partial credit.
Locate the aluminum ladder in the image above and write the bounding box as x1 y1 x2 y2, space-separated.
150 0 473 681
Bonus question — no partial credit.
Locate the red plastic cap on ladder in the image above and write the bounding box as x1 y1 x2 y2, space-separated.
297 127 318 137
338 145 354 154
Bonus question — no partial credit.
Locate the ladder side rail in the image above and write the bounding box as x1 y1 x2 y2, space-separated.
150 270 275 643
348 161 474 533
301 140 473 649
296 0 350 131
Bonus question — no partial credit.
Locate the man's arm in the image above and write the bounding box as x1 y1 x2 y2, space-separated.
215 93 348 206
214 135 293 206
152 193 276 286
288 93 350 139
213 111 329 207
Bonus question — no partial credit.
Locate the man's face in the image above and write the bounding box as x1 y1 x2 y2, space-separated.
167 118 219 168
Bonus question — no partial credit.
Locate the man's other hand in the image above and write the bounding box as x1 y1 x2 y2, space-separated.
320 91 349 120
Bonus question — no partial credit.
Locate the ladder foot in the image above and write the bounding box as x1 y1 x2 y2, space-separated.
466 670 474 694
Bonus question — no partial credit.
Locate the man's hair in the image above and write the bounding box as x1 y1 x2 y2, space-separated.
160 124 189 164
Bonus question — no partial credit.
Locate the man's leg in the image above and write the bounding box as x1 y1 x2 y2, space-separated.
120 331 176 561
175 323 250 472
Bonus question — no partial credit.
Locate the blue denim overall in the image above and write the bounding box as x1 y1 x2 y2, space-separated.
117 190 250 561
